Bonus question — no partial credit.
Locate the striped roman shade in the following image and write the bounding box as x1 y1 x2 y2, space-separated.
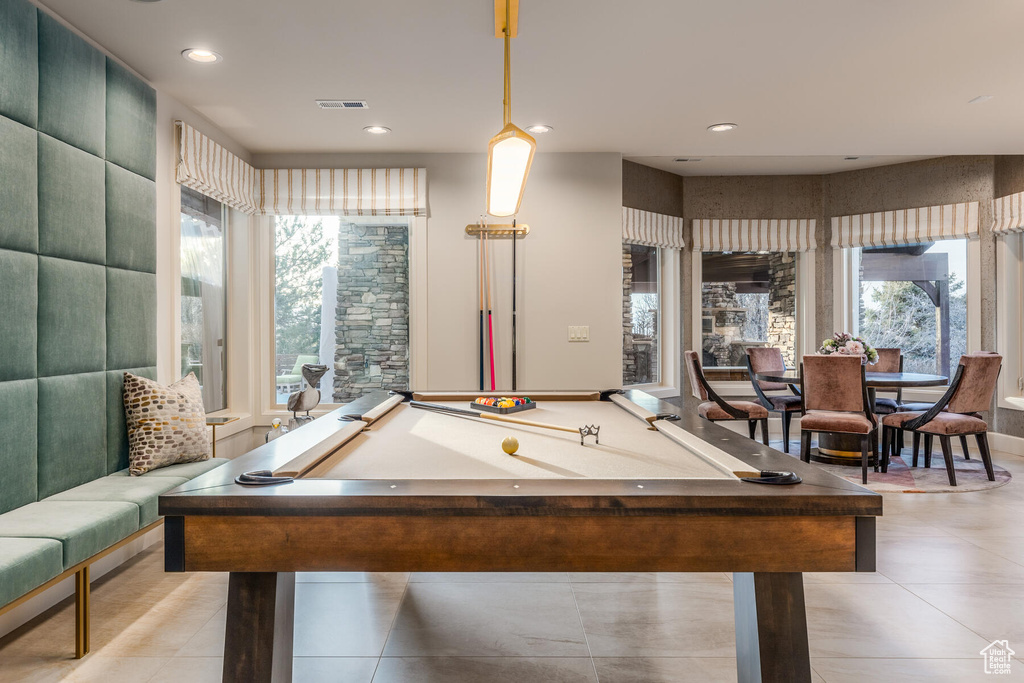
992 192 1024 234
692 219 816 252
256 168 427 217
175 121 258 214
622 207 685 249
831 202 979 248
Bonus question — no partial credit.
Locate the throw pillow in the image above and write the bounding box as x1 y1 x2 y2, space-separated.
123 372 211 475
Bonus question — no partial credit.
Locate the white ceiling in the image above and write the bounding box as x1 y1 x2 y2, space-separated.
37 0 1024 175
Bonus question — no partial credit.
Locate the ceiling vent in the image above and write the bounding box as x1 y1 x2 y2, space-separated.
674 158 702 163
316 100 369 110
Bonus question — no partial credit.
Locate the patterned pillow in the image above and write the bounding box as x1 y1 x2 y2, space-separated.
123 372 211 475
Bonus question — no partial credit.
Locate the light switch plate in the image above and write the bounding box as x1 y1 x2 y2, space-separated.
568 325 590 342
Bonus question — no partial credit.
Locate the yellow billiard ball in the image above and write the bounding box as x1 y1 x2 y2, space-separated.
502 436 519 455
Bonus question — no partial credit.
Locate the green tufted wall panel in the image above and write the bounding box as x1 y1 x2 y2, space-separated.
107 269 157 369
0 250 38 382
37 257 106 377
37 373 107 499
106 162 156 272
0 380 38 515
38 134 106 264
0 0 37 127
0 0 157 508
106 60 156 181
37 12 105 157
0 116 38 253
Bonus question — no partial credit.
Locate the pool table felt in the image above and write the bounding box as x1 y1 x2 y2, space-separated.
305 399 743 481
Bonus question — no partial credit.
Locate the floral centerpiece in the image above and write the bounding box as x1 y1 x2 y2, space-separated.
818 332 879 364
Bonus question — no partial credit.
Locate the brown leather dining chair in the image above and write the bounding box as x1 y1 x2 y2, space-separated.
745 347 801 453
684 351 770 445
880 353 1001 486
799 355 877 484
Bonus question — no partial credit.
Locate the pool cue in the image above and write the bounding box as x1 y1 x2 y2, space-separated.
484 230 496 391
409 400 599 444
478 222 485 391
511 218 517 391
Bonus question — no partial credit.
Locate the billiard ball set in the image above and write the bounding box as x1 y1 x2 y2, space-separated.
471 396 536 414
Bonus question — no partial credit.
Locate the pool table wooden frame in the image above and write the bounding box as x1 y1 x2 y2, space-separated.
160 390 881 683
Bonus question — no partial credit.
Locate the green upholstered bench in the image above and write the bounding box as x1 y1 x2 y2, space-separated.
0 459 228 657
276 354 318 394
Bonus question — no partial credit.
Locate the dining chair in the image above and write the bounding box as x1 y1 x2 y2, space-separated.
745 347 801 453
684 350 769 445
799 355 877 484
872 348 903 414
880 353 1001 486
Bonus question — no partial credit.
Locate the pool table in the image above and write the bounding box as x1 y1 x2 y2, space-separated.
160 390 881 683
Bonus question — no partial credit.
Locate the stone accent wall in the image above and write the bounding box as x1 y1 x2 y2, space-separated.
701 282 745 366
622 245 637 386
767 253 797 366
333 224 409 402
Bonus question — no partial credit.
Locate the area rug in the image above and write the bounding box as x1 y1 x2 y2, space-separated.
771 440 1011 493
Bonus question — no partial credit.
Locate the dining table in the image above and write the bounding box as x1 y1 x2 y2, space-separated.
750 369 949 466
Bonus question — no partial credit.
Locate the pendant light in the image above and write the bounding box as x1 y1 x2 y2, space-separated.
486 0 536 217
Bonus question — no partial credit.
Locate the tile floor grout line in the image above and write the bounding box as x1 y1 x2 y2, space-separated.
367 575 412 682
887 580 1000 649
567 574 602 683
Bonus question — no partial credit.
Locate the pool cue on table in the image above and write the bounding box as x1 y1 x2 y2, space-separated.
511 218 517 391
410 400 600 445
478 221 485 391
484 230 496 391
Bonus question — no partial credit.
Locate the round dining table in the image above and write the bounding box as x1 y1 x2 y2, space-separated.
751 369 948 465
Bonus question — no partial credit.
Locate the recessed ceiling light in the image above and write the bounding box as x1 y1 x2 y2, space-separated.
526 124 553 134
363 125 391 135
968 95 993 104
674 158 702 163
707 122 738 133
181 49 222 64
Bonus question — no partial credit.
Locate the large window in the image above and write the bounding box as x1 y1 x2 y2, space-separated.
852 241 967 376
274 216 410 404
623 244 660 385
180 186 227 412
701 252 797 369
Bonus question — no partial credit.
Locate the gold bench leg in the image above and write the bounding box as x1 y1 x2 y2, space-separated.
75 566 90 658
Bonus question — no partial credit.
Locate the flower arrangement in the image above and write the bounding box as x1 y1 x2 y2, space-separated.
818 332 879 364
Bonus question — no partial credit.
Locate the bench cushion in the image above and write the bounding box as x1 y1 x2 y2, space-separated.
46 473 189 527
109 457 229 479
0 501 138 568
0 538 63 609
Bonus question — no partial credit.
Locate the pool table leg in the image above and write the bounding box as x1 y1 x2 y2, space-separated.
733 572 811 683
223 572 295 683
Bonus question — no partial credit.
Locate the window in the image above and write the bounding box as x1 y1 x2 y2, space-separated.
997 232 1024 406
274 216 410 405
701 252 797 369
180 186 227 412
623 244 660 385
851 241 967 376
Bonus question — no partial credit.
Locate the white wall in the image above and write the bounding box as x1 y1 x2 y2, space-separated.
253 152 624 391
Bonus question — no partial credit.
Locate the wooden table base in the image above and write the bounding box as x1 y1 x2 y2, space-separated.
734 572 811 683
223 572 294 683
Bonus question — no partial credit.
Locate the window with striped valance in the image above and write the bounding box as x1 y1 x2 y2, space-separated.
256 168 426 217
992 191 1024 235
621 207 685 249
176 121 258 214
176 121 427 217
830 202 979 248
691 219 817 252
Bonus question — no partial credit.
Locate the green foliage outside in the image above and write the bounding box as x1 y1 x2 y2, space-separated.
275 216 331 356
860 274 967 374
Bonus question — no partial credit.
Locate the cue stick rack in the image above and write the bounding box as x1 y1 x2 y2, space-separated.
465 223 530 236
469 219 529 391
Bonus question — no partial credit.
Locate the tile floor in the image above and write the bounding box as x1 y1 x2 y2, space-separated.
1 447 1023 682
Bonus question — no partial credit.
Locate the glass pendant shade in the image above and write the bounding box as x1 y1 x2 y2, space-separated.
486 123 536 217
